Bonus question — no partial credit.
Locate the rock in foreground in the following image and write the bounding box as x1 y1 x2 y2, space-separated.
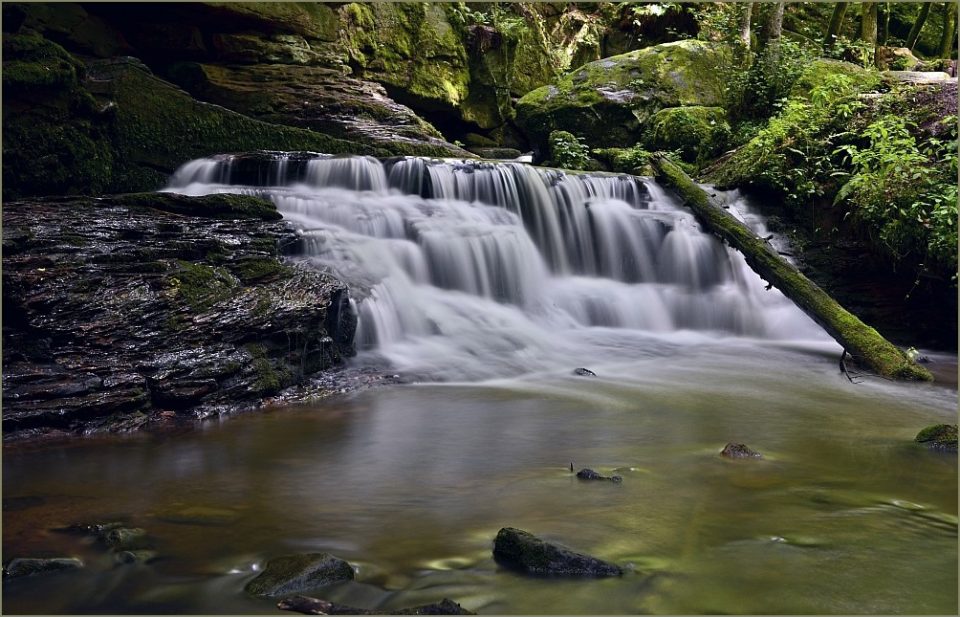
277 595 475 615
576 469 622 483
915 424 958 452
3 557 83 578
244 553 355 597
493 527 622 577
2 193 356 440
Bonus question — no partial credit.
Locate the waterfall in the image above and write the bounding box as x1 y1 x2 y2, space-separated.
166 154 827 380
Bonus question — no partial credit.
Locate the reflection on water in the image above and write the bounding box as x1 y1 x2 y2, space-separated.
3 343 956 614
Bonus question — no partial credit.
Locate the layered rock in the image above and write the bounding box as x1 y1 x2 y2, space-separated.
2 192 356 440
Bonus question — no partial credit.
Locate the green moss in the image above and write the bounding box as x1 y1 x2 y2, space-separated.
117 193 281 221
593 146 654 175
2 31 83 90
169 260 237 312
645 106 730 164
789 59 881 100
915 424 958 450
232 257 288 284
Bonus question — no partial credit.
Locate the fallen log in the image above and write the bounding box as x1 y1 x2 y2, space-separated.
650 155 932 381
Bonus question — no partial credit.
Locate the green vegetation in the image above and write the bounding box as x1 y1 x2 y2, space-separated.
548 130 591 170
168 260 237 312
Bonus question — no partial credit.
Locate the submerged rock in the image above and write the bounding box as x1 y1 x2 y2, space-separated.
575 469 623 483
3 557 83 578
277 595 475 615
572 368 597 377
720 443 762 459
102 527 151 551
492 527 622 577
114 550 159 565
245 553 355 597
915 424 958 452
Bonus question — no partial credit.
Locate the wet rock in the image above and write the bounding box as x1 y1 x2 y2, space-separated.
54 521 125 536
244 553 355 597
915 424 958 453
3 557 83 578
572 368 596 377
720 443 762 459
3 194 356 440
102 527 150 551
492 527 622 577
277 595 475 615
114 550 159 565
575 469 622 483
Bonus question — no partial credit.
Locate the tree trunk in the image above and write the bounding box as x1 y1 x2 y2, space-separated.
650 156 933 382
738 2 753 48
906 2 932 50
824 2 849 49
860 2 878 45
939 2 957 57
879 2 890 44
764 2 785 45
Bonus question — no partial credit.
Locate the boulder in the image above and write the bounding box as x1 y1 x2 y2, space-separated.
244 553 355 597
645 106 730 163
915 424 958 452
3 557 83 578
789 59 882 100
720 443 762 459
492 527 622 577
516 40 734 153
572 367 597 377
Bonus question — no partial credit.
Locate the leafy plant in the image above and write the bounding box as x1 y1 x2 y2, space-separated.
548 130 591 170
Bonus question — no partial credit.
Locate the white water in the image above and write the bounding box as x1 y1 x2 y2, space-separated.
166 154 831 381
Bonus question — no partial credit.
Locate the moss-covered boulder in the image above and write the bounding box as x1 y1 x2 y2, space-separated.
592 146 654 175
915 424 958 452
789 59 882 100
645 106 730 163
245 553 355 597
516 40 734 154
492 527 623 577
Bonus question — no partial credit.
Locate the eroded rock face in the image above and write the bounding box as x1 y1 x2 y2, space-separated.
492 527 622 577
2 193 356 440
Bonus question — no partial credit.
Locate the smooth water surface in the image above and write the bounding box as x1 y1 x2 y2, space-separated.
4 342 956 614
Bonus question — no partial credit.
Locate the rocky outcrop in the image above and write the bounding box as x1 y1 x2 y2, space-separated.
2 192 356 441
245 553 355 597
492 527 623 577
1 31 384 199
516 40 734 155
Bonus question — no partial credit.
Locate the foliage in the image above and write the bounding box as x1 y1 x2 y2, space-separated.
834 115 958 273
730 38 818 119
822 35 876 67
548 130 591 170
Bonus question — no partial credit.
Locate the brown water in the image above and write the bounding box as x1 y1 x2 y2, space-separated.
3 341 957 614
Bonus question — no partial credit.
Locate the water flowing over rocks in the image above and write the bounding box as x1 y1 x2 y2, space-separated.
493 527 623 577
2 192 356 441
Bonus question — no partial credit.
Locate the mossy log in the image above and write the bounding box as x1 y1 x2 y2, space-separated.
651 155 932 382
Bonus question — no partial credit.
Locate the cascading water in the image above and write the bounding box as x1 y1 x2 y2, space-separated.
166 154 828 380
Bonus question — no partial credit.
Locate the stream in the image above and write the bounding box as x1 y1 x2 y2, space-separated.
3 155 956 614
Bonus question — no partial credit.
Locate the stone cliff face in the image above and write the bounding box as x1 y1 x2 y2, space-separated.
2 192 356 441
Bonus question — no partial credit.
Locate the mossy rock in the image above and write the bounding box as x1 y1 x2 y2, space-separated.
114 193 281 221
516 39 735 153
244 553 355 597
493 527 622 577
200 2 339 41
645 106 730 163
592 146 654 175
789 59 882 101
915 424 958 452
